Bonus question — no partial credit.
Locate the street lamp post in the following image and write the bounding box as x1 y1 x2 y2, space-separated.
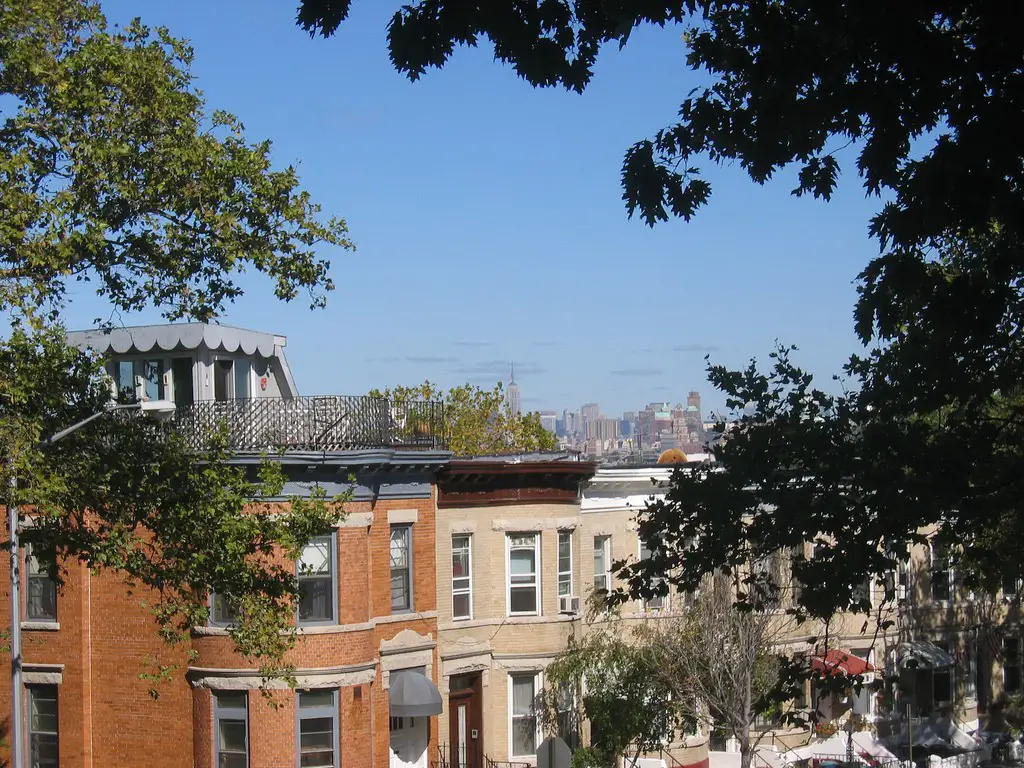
8 399 175 768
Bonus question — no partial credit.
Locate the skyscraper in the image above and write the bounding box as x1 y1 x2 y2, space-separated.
507 363 522 416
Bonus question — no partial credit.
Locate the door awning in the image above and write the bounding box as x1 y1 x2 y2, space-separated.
389 669 443 717
899 640 955 669
812 649 875 677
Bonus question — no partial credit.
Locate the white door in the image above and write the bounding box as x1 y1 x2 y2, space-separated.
389 716 428 768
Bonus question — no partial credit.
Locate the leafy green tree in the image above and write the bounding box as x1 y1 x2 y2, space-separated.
295 1 1024 677
1 0 351 679
369 380 557 456
3 0 352 322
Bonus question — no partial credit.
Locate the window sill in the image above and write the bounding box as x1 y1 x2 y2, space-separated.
21 621 59 632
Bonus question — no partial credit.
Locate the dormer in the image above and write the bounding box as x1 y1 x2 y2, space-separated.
65 323 299 405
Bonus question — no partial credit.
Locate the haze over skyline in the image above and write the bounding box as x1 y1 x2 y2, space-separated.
60 0 882 416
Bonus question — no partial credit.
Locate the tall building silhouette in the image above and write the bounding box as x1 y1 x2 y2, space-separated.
507 363 522 416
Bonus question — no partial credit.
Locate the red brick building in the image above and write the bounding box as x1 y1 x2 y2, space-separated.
0 324 450 768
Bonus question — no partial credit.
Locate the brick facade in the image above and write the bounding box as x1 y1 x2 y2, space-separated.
0 466 443 768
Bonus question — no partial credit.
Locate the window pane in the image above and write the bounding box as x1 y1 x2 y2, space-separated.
219 720 247 751
593 537 607 573
143 359 164 400
116 360 135 397
171 358 194 408
512 716 537 756
233 359 251 400
215 691 247 710
299 539 331 575
510 587 536 614
27 575 57 621
558 533 571 572
214 360 232 401
510 549 536 578
30 733 58 767
452 541 470 578
390 527 409 569
453 593 471 619
391 570 410 612
299 689 335 708
212 594 239 625
299 577 332 622
511 676 536 715
219 754 247 768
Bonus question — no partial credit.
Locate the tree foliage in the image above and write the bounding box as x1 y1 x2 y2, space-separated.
0 0 350 680
369 380 557 456
3 0 353 322
295 0 1024 666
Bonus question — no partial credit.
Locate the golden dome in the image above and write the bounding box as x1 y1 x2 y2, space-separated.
657 448 688 464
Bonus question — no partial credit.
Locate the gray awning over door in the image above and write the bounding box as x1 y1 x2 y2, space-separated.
389 669 443 717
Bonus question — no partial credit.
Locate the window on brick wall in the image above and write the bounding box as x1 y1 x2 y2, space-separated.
509 673 541 758
25 543 57 622
593 535 611 595
390 524 413 613
297 689 338 768
28 684 58 768
930 541 953 602
452 535 472 620
1005 638 1022 695
214 691 248 768
507 533 540 616
297 534 336 626
557 531 573 599
209 593 240 627
639 540 666 611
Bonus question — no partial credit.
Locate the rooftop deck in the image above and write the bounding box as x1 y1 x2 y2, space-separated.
172 395 448 453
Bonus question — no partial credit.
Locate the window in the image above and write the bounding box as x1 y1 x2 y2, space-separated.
452 535 472 620
507 534 540 615
297 689 338 768
298 535 336 625
509 674 540 757
210 593 239 626
214 359 251 402
593 536 611 595
556 682 580 750
1004 572 1021 599
932 641 953 705
390 525 413 612
116 360 135 400
639 540 665 611
966 640 978 700
215 691 248 768
112 358 165 401
25 543 57 622
171 357 194 408
751 551 781 607
142 359 164 401
557 531 573 599
28 685 58 768
930 542 952 601
1004 638 1022 695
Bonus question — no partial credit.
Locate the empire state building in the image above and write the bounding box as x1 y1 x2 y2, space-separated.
507 363 522 416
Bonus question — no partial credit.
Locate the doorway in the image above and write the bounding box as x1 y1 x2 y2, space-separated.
389 715 428 768
449 673 483 768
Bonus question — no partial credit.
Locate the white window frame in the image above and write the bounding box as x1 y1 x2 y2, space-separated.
297 533 338 627
593 535 612 595
390 524 414 613
213 356 253 402
639 539 666 612
209 592 239 627
452 534 473 621
25 543 57 622
214 690 249 768
930 541 953 602
507 533 541 617
557 530 574 599
508 672 542 759
296 689 339 768
966 639 978 700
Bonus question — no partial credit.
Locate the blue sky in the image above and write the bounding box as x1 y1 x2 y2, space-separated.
63 0 883 417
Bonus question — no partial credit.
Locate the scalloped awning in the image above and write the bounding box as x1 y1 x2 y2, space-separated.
66 323 282 357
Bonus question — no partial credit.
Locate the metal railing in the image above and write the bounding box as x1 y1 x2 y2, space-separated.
173 395 448 452
433 744 531 768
